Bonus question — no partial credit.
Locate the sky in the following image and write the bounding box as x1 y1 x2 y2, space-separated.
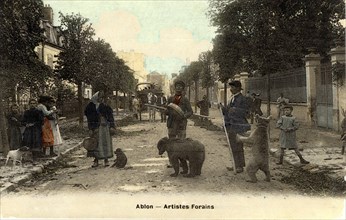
44 0 217 77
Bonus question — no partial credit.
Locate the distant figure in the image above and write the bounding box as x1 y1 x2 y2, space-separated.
197 95 211 116
250 93 263 124
147 92 157 122
340 108 346 155
132 95 139 119
276 93 289 119
157 93 167 122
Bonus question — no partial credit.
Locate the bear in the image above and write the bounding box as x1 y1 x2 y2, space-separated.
111 148 127 168
157 137 205 177
237 114 271 183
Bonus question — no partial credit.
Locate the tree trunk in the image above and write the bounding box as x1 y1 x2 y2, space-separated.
223 82 227 106
115 90 119 116
77 82 84 128
0 81 9 155
123 93 126 112
188 86 191 101
267 72 271 117
194 80 198 113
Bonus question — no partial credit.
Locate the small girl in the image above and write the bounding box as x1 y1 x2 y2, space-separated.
276 104 309 165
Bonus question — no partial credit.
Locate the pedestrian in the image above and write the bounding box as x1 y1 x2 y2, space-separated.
147 92 157 122
276 104 309 165
37 95 57 157
132 95 139 119
197 95 211 116
341 108 346 155
220 80 251 173
250 93 263 124
47 98 63 149
22 98 44 161
276 93 289 119
166 80 193 138
84 91 116 167
157 93 167 122
6 103 23 150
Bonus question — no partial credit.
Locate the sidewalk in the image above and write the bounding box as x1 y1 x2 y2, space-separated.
207 107 346 180
0 112 130 195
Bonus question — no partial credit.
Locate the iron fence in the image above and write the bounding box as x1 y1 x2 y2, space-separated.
245 67 306 103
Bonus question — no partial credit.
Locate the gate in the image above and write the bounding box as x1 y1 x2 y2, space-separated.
316 63 333 129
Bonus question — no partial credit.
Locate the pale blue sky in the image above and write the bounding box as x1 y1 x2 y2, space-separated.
44 0 216 77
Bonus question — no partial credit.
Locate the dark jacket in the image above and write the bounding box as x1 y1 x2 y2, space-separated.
85 102 115 131
166 95 193 129
223 93 251 134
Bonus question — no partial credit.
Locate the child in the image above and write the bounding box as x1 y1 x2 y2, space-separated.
276 104 309 165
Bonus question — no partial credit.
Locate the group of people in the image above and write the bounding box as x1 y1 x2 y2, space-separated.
7 96 62 161
83 79 309 171
221 80 309 173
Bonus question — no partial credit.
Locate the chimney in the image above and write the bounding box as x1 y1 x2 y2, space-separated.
42 4 54 25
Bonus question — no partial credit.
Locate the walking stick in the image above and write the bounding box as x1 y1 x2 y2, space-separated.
219 107 237 174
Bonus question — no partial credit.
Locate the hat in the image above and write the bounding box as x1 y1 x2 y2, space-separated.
174 80 185 89
228 80 242 89
283 104 293 110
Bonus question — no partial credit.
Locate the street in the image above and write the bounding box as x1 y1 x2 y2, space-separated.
1 113 345 218
7 119 302 195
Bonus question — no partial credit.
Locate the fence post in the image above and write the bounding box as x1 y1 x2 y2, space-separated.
329 44 345 131
303 50 321 126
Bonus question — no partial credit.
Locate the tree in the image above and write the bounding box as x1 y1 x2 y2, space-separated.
208 0 345 112
54 12 95 127
208 0 345 75
184 61 202 113
199 51 217 104
0 0 51 154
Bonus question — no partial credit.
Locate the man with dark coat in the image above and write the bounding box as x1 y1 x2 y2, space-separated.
221 80 251 173
166 80 193 138
197 95 211 116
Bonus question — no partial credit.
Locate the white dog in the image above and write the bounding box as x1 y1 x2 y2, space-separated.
5 147 29 166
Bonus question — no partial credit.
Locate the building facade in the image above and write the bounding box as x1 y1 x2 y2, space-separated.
117 50 148 84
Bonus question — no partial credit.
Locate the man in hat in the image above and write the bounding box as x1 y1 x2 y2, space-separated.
166 80 193 138
197 95 211 116
221 80 251 173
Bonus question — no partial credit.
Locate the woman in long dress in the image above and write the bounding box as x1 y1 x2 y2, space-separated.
84 91 115 167
37 96 57 157
6 104 23 150
22 98 44 161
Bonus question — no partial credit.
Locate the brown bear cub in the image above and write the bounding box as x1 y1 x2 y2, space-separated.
111 148 127 168
157 137 205 177
237 114 271 183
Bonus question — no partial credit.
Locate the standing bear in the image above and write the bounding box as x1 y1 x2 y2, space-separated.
157 137 205 177
237 114 271 183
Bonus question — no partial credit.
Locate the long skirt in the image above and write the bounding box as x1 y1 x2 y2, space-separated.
22 125 42 152
87 117 113 160
42 117 54 148
8 126 22 150
50 120 63 145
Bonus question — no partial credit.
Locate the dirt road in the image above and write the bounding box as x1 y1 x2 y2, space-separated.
2 118 344 219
